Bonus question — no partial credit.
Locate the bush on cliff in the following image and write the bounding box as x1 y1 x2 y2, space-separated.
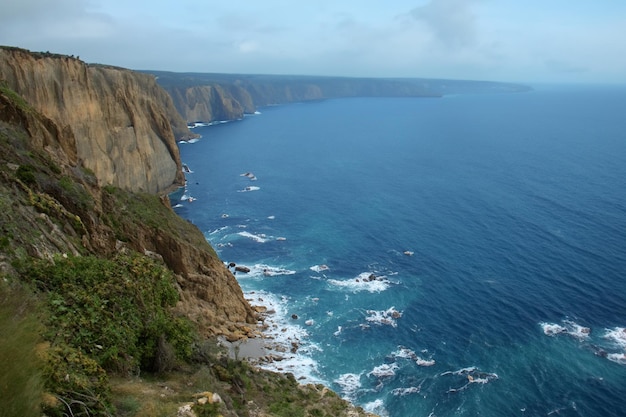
21 253 195 374
17 253 196 416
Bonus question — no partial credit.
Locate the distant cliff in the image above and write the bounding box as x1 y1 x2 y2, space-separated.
145 70 531 124
0 47 196 193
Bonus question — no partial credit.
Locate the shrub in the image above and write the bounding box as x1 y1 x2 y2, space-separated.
21 253 195 373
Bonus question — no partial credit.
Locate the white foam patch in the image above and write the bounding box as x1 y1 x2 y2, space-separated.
334 373 362 401
390 346 435 367
416 357 436 367
367 363 399 379
607 353 626 365
603 327 626 349
365 307 402 328
391 386 421 396
209 226 229 235
310 264 330 273
328 272 393 293
440 366 499 393
540 320 591 340
363 399 388 417
233 264 296 278
237 231 268 243
244 290 323 384
238 186 260 192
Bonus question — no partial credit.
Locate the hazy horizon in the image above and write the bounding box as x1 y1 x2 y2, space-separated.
1 1 625 85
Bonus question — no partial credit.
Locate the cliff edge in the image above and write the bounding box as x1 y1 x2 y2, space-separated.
0 47 194 193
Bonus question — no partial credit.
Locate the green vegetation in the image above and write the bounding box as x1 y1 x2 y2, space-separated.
14 253 196 416
0 80 33 113
0 283 44 417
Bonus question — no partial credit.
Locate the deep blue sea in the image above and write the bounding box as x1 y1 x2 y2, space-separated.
173 85 626 417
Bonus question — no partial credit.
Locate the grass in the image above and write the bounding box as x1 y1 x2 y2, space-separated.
0 282 44 417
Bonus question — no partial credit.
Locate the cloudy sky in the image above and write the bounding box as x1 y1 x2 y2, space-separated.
1 0 625 84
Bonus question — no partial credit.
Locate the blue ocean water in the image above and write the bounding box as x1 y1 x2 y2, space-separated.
174 85 626 417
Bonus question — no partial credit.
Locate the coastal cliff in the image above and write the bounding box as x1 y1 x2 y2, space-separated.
0 47 193 193
147 70 531 123
0 46 375 417
0 44 257 339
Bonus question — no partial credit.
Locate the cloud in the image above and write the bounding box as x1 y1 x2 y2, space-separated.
409 0 479 49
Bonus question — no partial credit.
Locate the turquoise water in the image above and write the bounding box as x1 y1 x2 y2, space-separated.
174 85 626 416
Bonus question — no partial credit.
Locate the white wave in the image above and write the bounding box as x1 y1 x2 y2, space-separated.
363 399 388 417
209 226 229 235
328 272 393 293
365 307 402 328
391 386 421 396
391 346 416 360
416 357 436 367
540 320 590 340
441 366 498 393
367 363 398 379
607 353 626 365
603 327 626 349
267 215 275 220
238 186 260 192
310 264 330 273
172 203 183 208
334 373 362 401
188 138 200 143
333 326 342 336
237 231 268 243
236 263 296 278
243 290 323 384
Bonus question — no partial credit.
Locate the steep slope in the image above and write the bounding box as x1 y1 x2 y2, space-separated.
0 46 194 193
0 45 257 337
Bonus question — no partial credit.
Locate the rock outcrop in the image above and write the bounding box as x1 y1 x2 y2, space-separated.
0 46 194 193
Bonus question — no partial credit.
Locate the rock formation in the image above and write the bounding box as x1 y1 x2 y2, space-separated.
0 47 194 193
0 46 256 338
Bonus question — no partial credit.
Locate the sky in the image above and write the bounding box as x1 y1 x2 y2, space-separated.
1 0 625 84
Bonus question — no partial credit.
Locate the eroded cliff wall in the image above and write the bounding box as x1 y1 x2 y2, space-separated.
0 47 191 193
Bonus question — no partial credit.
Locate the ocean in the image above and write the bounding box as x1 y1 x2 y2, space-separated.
173 85 626 417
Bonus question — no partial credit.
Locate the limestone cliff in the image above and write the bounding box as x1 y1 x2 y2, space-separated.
0 47 194 193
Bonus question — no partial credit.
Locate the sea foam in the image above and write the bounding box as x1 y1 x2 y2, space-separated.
328 272 394 293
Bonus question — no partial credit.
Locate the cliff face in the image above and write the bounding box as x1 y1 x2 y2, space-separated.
146 71 531 124
0 46 256 338
0 47 193 193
